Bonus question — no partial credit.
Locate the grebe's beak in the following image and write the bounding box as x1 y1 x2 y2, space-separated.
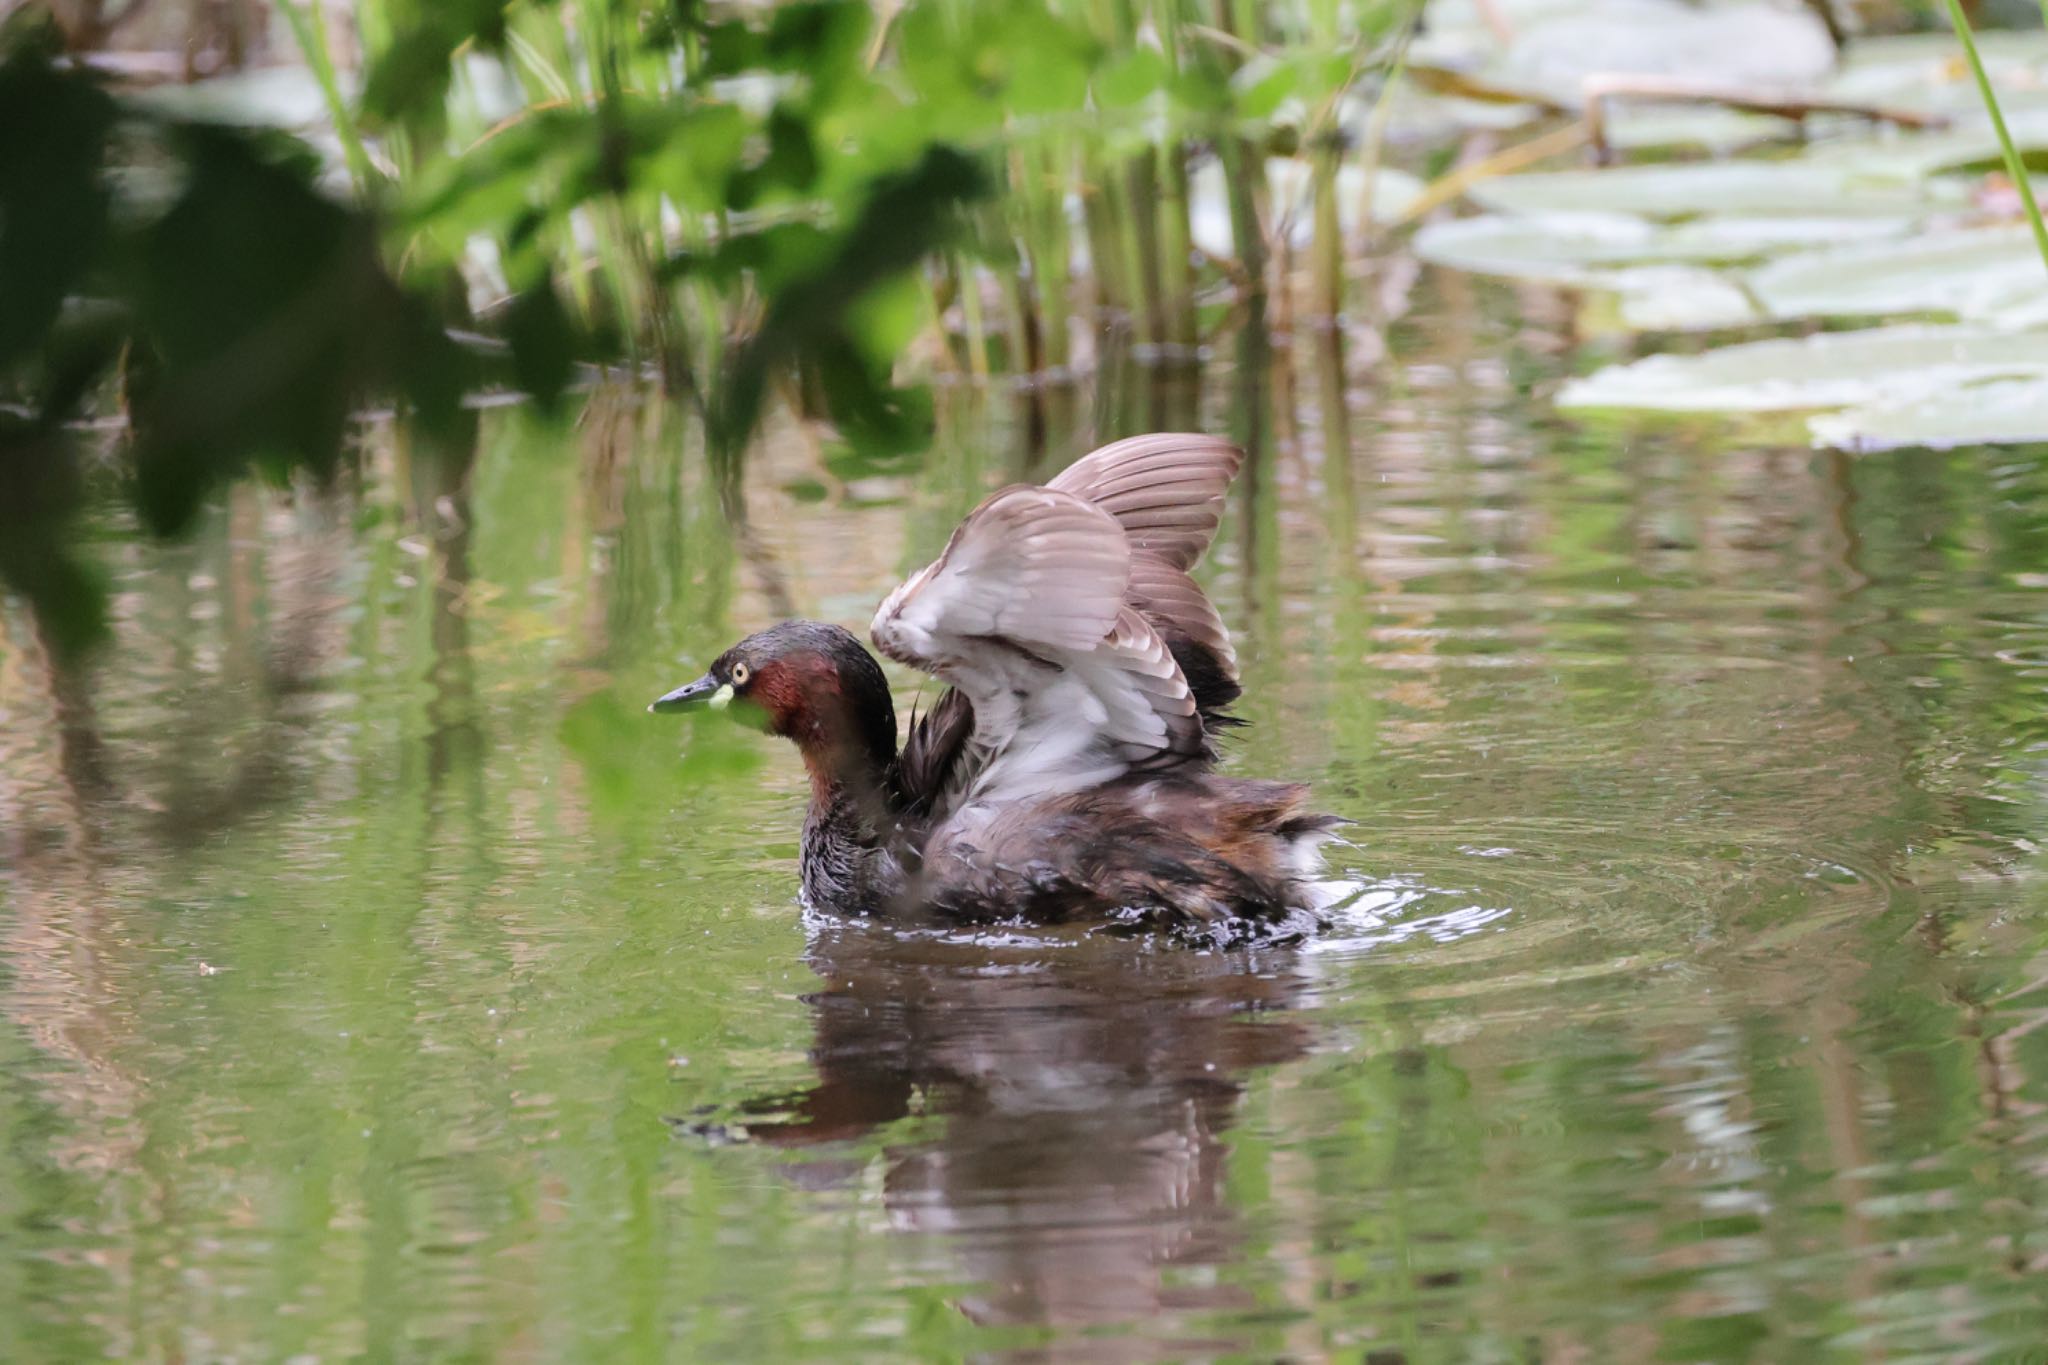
648 674 731 713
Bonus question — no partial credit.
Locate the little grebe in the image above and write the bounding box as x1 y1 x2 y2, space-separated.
650 433 1339 930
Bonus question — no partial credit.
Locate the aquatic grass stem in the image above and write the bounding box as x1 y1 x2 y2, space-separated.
1943 0 2048 278
1352 10 1420 254
1208 0 1267 302
956 254 991 380
1031 144 1073 370
273 0 376 196
1305 0 1345 323
1156 0 1198 351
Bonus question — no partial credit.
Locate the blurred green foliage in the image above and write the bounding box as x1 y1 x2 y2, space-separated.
0 0 1414 660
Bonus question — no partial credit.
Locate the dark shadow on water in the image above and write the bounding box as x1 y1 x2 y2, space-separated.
690 916 1314 1355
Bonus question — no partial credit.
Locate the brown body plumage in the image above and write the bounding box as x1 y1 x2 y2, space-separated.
651 434 1340 934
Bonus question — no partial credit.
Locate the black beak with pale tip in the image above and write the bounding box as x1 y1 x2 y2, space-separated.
648 673 728 714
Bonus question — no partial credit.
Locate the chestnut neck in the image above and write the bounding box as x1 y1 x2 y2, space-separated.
792 709 904 914
788 699 898 824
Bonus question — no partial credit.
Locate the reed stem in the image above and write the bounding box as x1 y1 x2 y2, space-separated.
273 0 377 196
1944 0 2048 278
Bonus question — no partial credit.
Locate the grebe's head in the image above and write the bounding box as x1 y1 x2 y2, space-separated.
649 621 896 772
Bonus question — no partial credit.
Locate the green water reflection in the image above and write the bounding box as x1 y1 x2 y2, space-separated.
4 279 2048 1360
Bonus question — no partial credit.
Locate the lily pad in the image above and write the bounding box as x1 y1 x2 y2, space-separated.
1557 324 2048 413
1824 28 2048 116
1603 266 1762 330
1805 108 2048 180
1809 375 2048 452
1412 0 1835 110
1746 225 2048 323
1468 160 1962 220
1417 211 1709 282
1597 105 1817 155
1416 210 1913 283
1409 2 2048 453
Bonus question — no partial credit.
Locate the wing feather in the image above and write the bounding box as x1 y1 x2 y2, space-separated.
874 437 1245 816
872 486 1130 668
1099 606 1203 761
1047 433 1243 571
893 686 973 817
1127 554 1235 671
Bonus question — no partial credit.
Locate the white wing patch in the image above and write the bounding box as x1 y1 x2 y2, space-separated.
872 486 1202 808
872 486 1130 666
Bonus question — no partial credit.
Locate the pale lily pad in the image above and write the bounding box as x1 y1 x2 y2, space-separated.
1598 105 1813 154
1604 266 1762 330
1661 216 1917 253
1809 376 2048 452
1411 3 2048 454
1502 0 1833 103
1558 324 2048 412
1415 212 1683 283
1412 0 1835 110
1468 160 1962 220
1979 288 2048 330
1416 210 1911 282
1746 225 2048 323
1805 108 2048 180
1412 0 1608 67
1824 29 2048 116
1830 28 2048 73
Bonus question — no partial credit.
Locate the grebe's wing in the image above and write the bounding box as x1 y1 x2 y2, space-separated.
1046 433 1242 571
876 485 1130 656
893 685 972 817
871 485 1201 806
1051 434 1244 718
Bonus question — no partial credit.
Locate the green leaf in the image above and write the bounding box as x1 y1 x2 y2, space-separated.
504 272 576 415
700 20 766 78
126 126 447 533
0 415 106 660
0 47 115 374
1096 48 1168 109
1230 55 1300 122
729 104 820 209
360 0 505 131
714 145 989 460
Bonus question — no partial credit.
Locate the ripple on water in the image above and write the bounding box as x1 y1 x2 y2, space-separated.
9 300 2048 1363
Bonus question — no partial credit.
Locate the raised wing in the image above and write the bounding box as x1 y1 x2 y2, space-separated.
873 485 1131 662
1047 432 1242 571
892 686 972 818
1054 433 1244 720
872 484 1202 808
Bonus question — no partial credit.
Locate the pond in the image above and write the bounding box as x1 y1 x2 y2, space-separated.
4 267 2048 1361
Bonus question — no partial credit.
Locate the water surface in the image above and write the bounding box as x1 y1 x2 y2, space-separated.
4 276 2048 1360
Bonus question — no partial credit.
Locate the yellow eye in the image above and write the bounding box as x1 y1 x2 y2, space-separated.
730 662 751 686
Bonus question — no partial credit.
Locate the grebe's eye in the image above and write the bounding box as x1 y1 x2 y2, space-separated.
730 662 751 687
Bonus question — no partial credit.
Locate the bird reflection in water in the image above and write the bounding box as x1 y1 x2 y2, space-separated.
681 917 1313 1353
